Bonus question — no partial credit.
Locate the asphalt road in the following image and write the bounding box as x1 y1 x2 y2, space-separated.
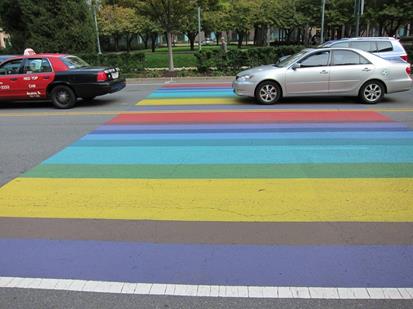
0 79 412 308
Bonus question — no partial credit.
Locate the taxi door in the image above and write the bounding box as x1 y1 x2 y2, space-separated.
0 58 26 99
22 58 55 99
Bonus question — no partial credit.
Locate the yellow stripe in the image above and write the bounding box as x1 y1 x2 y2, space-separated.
1 178 412 222
138 98 245 106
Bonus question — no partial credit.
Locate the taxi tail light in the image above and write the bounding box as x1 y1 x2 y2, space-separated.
401 55 408 62
97 71 107 82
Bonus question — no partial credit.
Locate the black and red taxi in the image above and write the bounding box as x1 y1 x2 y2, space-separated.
0 52 126 108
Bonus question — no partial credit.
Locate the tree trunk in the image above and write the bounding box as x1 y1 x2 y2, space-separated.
255 25 268 46
237 31 244 48
126 34 134 52
215 32 222 46
139 33 149 49
187 31 197 51
150 32 158 52
167 31 174 71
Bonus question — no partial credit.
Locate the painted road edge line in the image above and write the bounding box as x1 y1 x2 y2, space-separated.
0 277 412 299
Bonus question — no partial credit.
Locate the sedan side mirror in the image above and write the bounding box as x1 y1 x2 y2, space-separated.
292 63 301 70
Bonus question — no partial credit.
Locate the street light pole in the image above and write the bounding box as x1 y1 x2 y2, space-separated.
92 0 102 55
320 0 326 44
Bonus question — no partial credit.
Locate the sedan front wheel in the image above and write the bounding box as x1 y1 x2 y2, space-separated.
255 81 282 105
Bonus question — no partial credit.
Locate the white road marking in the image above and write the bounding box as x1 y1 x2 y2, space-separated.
0 277 412 299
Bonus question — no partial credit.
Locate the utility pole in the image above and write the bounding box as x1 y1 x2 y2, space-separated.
198 7 202 51
92 0 102 55
355 0 364 37
320 0 326 44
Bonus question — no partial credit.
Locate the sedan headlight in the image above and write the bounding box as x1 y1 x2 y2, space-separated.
237 74 254 81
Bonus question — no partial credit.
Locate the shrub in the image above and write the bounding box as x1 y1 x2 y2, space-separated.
77 52 145 73
194 46 305 74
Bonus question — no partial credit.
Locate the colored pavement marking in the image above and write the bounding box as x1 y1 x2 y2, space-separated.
96 122 409 131
138 98 251 106
2 218 413 245
1 178 412 222
1 277 412 299
23 163 413 179
81 131 413 140
162 83 232 88
41 145 413 164
1 239 413 287
147 91 235 99
109 111 391 124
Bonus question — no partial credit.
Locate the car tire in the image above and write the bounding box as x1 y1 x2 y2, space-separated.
255 81 282 105
359 80 385 104
51 85 76 109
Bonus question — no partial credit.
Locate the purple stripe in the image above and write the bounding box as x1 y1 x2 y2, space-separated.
1 239 412 287
96 122 408 131
89 127 410 135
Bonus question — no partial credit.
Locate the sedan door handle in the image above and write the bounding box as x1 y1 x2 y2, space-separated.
43 76 50 80
320 70 329 74
362 68 372 72
9 77 17 81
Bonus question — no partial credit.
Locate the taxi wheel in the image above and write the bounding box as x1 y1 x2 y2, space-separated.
255 81 281 105
51 85 76 109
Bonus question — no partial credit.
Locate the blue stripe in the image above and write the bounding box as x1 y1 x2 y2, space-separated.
82 131 413 141
0 239 412 287
44 145 413 164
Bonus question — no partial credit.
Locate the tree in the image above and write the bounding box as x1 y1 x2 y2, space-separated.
137 0 201 71
0 0 96 53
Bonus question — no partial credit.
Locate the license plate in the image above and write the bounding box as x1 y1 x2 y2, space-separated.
112 72 119 79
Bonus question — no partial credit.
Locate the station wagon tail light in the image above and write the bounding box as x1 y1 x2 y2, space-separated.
401 55 408 62
97 71 107 82
406 66 411 75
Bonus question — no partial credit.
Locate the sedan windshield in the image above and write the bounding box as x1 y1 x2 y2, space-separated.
274 50 308 68
61 55 89 69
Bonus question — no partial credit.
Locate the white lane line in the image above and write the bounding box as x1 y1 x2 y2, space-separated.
0 277 412 299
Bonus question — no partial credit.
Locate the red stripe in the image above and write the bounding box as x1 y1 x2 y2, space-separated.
108 111 391 125
162 83 232 88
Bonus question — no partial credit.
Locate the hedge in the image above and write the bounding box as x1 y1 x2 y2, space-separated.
405 46 413 63
194 46 305 74
77 52 145 73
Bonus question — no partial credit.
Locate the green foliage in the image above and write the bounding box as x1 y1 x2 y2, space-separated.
0 0 96 54
78 52 145 72
195 45 304 74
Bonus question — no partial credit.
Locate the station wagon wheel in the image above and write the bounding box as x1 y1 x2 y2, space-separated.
255 81 281 105
51 85 76 109
359 81 385 104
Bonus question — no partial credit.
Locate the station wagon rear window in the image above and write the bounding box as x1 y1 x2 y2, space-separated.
61 56 89 69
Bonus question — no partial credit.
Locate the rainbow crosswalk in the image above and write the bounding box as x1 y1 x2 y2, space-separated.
1 83 413 296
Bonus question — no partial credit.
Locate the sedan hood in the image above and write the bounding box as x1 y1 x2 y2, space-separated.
237 65 277 76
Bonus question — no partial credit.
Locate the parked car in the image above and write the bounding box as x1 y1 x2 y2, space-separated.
233 48 412 105
320 37 408 63
201 38 216 45
0 52 126 108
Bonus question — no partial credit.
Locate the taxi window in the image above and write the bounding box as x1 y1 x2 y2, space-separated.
332 50 371 66
0 59 23 75
24 58 53 74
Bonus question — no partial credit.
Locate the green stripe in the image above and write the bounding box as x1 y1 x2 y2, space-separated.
73 139 413 147
23 163 413 179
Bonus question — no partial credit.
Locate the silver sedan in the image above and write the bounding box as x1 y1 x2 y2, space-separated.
233 48 412 104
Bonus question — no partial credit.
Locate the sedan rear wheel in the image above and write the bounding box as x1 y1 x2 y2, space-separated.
255 81 281 105
51 85 76 109
359 81 385 104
